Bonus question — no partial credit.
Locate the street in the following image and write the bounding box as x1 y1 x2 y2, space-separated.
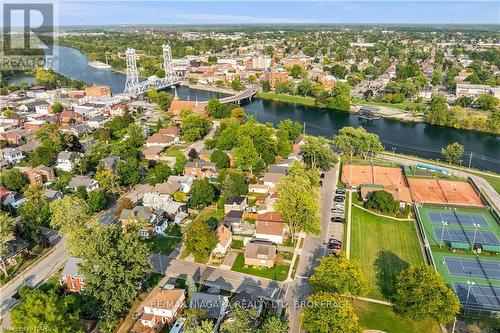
285 162 340 333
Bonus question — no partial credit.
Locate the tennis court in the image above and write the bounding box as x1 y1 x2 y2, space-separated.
453 282 500 310
408 178 483 206
428 210 490 228
445 257 500 280
433 227 500 246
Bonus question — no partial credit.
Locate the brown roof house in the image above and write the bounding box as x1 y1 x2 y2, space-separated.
21 165 56 185
132 286 185 333
255 212 285 244
183 161 217 180
211 224 232 257
60 257 85 292
146 127 180 148
168 100 206 116
244 240 277 268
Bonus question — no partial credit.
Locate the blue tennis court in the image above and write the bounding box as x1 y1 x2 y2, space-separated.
433 227 500 246
453 283 500 310
445 257 500 280
428 210 489 227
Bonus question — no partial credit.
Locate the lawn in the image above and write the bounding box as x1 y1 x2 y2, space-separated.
231 239 244 249
354 300 440 333
350 206 424 300
147 225 182 256
231 253 289 281
256 92 316 107
352 97 427 111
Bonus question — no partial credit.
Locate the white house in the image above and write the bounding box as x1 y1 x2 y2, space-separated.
0 148 24 164
56 151 79 172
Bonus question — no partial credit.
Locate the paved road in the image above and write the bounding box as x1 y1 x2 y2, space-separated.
285 163 339 333
151 255 284 301
380 154 500 211
0 238 68 324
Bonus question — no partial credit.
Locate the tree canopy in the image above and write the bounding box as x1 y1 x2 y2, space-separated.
184 219 217 263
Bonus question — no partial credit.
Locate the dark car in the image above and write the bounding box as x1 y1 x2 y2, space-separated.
334 195 345 201
333 197 344 203
328 242 342 250
332 217 345 223
320 173 325 179
319 180 323 187
335 189 346 195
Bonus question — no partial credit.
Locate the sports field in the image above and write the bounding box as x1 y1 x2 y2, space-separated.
350 205 424 300
342 164 406 187
417 206 500 311
408 178 483 206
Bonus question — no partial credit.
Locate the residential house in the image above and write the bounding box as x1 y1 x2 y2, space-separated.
0 131 22 145
56 151 78 172
100 156 121 173
68 175 99 192
255 215 285 244
262 171 286 192
168 100 206 116
27 100 50 114
167 175 195 193
119 205 167 237
0 148 24 164
60 110 86 124
133 287 185 332
229 290 264 317
85 85 111 98
183 161 217 179
21 165 56 185
16 140 40 155
23 120 45 132
212 224 232 257
43 189 64 202
109 103 127 117
244 240 277 268
3 237 29 265
292 135 305 154
189 292 229 328
224 196 247 214
87 115 107 129
221 210 243 229
146 127 181 148
61 257 84 292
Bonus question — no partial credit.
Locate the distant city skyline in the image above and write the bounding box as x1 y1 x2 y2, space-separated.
20 1 500 26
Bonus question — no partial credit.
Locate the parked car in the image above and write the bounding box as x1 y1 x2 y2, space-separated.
335 189 346 195
334 197 344 202
328 240 342 250
320 173 325 179
331 207 344 212
333 203 344 209
332 217 345 223
319 180 323 187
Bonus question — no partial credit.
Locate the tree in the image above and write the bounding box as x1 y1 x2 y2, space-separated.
183 308 213 333
455 96 473 108
358 132 383 160
300 136 337 170
0 168 28 191
431 70 442 86
188 148 199 160
325 64 348 79
278 119 302 141
115 197 133 217
86 189 110 213
289 65 304 79
49 195 89 257
95 169 120 193
441 142 464 165
188 179 216 208
231 78 244 91
394 264 460 324
116 159 141 187
79 224 151 330
51 101 63 113
0 212 14 277
184 219 217 262
275 164 320 238
310 252 369 297
220 170 248 200
297 79 313 96
220 305 256 333
327 82 351 111
29 145 58 167
233 136 260 175
261 80 271 92
9 287 82 333
475 94 499 111
207 99 230 119
301 292 361 333
276 129 292 158
426 95 449 126
181 114 211 142
210 149 230 169
333 126 364 161
174 154 188 175
259 316 288 333
19 185 51 243
364 190 399 215
146 162 172 185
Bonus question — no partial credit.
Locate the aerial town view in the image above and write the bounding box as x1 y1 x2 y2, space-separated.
0 1 499 333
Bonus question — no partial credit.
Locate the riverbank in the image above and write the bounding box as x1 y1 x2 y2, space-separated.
256 92 316 107
180 83 237 96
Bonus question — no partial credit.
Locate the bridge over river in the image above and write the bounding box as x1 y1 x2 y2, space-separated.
198 84 260 106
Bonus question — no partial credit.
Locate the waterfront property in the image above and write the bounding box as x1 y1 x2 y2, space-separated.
416 205 500 316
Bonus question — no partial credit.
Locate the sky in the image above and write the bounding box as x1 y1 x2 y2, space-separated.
4 1 500 26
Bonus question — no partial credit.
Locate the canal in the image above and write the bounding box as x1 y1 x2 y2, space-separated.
7 45 500 173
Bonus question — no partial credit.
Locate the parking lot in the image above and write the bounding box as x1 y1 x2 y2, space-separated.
323 168 345 254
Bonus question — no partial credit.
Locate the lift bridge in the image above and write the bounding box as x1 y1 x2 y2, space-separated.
124 44 182 95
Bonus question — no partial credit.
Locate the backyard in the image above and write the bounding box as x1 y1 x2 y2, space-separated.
350 205 424 300
231 253 289 281
147 225 182 256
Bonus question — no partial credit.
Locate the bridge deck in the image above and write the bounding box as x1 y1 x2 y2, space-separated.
198 85 259 106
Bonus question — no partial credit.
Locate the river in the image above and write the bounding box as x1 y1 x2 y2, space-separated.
7 45 500 173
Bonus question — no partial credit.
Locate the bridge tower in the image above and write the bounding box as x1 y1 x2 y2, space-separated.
124 48 139 94
162 44 174 78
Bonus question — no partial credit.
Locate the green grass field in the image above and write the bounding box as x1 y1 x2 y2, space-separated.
350 206 424 300
354 301 441 333
147 225 182 255
256 92 316 107
231 253 289 281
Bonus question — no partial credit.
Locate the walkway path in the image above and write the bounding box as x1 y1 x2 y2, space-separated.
352 203 414 221
346 191 353 258
356 296 394 306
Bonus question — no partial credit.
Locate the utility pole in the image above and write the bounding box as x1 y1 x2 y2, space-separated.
303 121 306 136
468 152 473 169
